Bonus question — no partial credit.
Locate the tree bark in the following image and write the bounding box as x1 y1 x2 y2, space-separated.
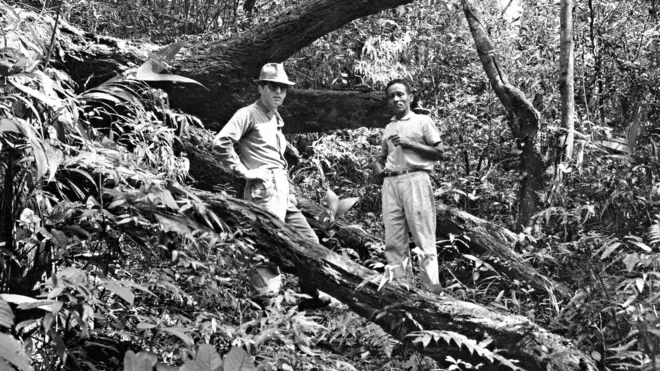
61 0 411 129
461 0 545 232
182 128 571 299
559 0 575 160
196 189 597 371
3 0 405 133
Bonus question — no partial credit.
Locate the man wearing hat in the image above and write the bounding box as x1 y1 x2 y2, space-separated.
213 63 330 310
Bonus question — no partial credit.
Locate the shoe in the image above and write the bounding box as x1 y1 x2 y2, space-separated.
297 296 331 311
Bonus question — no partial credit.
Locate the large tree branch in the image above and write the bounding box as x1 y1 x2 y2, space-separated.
3 0 399 133
196 189 596 371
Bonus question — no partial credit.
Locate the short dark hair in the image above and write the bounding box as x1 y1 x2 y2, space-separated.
385 79 413 96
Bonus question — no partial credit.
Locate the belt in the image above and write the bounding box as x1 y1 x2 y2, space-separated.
382 169 429 178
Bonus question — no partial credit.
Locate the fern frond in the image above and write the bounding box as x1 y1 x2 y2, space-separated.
407 330 523 371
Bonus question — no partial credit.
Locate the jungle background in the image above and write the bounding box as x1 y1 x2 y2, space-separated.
0 0 659 370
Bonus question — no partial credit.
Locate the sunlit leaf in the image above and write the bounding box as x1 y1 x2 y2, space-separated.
222 346 256 371
600 242 621 260
9 78 61 109
133 71 206 88
0 118 21 134
336 197 359 218
0 298 14 328
0 333 33 371
102 280 134 305
180 344 223 371
161 327 194 347
152 40 186 63
123 351 157 371
326 189 339 214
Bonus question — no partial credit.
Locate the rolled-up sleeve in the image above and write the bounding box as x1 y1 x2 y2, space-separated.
422 117 441 146
213 109 251 177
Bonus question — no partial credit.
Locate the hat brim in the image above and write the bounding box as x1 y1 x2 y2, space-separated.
255 78 296 86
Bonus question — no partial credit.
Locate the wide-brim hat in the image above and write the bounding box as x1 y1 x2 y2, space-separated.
255 63 296 86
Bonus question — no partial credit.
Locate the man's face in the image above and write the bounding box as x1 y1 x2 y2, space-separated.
386 83 412 117
258 82 288 110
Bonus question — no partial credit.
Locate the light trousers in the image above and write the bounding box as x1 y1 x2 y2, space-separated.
382 171 439 290
245 168 319 298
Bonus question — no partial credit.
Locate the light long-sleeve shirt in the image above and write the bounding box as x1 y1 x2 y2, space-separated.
213 100 288 178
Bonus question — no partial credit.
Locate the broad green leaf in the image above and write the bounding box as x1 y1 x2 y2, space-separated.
123 351 157 371
629 240 652 252
9 78 61 109
136 323 157 330
154 190 179 210
162 327 194 347
600 242 621 260
132 71 206 88
180 344 223 371
152 41 186 63
336 197 359 218
0 333 33 371
16 300 60 311
102 280 135 305
336 361 358 371
223 346 256 371
0 295 56 312
0 298 14 328
43 142 63 182
84 85 142 106
49 229 67 248
326 189 339 214
0 118 21 134
623 253 640 272
155 213 193 236
80 91 123 105
155 364 178 371
599 139 631 154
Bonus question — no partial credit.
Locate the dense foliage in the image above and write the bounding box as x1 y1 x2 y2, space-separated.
1 0 660 370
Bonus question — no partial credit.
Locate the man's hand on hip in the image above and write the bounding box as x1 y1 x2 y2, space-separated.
245 168 271 182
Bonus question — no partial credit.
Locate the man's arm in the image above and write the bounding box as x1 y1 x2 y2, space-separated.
389 117 449 161
370 137 388 183
212 110 270 181
388 135 448 161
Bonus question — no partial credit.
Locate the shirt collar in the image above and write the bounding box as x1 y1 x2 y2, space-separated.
254 100 284 128
255 99 277 115
390 111 415 122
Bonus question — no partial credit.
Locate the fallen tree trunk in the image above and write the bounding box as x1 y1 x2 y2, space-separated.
182 128 571 299
197 189 597 371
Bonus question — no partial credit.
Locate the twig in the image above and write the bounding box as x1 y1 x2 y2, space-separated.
44 0 63 71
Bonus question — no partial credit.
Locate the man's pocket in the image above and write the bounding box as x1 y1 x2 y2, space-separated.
247 177 275 202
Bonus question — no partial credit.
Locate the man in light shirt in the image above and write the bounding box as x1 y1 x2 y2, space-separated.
371 79 448 291
213 63 330 310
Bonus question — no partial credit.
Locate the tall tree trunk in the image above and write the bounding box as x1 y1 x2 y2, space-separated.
559 0 575 160
461 0 545 232
196 189 597 371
